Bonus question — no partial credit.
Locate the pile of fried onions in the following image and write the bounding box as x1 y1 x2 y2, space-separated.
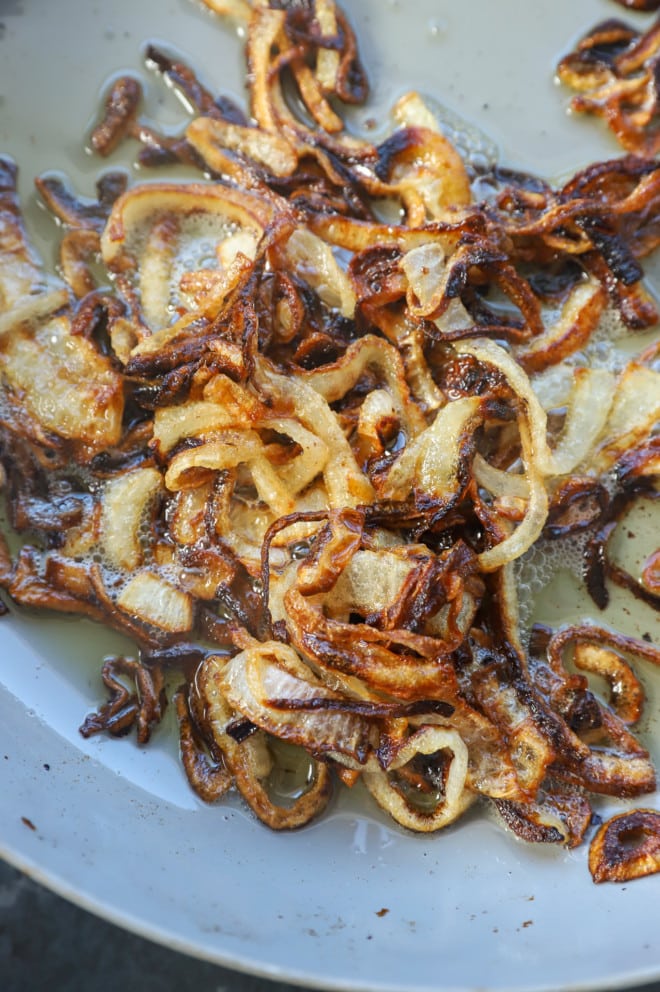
1 0 659 882
558 14 660 156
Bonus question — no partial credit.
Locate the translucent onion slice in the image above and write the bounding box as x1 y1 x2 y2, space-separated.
153 372 269 455
400 242 448 319
101 181 270 271
314 0 340 93
382 395 482 504
255 359 374 507
101 467 163 572
0 308 124 454
116 570 193 633
279 228 356 318
473 454 530 500
549 367 616 476
0 287 69 339
186 116 298 177
453 338 600 568
363 726 472 832
593 362 660 469
302 334 427 438
153 400 250 456
215 640 373 762
201 0 251 21
0 157 50 308
198 651 334 829
165 430 296 517
456 338 554 471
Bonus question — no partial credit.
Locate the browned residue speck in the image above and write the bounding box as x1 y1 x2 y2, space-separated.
21 816 36 831
522 920 533 928
376 907 389 918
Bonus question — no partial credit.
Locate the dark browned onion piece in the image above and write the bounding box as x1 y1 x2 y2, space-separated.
612 0 660 10
173 685 233 802
89 76 143 156
589 809 660 882
557 18 660 156
79 655 166 744
35 171 129 231
585 487 660 610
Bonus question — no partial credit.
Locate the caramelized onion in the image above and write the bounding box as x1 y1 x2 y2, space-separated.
0 0 657 872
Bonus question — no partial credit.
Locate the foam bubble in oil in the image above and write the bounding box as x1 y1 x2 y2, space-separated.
515 529 592 635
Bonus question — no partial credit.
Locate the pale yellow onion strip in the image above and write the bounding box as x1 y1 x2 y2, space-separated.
201 0 252 21
130 253 253 359
116 570 193 633
217 230 259 269
1 313 124 451
457 338 552 456
227 481 327 561
246 5 288 133
382 395 483 502
406 345 445 414
254 360 374 507
218 641 372 761
100 182 270 271
0 287 69 339
473 453 530 499
101 467 163 572
164 431 295 516
185 117 298 178
303 334 427 438
326 548 416 619
139 214 179 331
392 90 442 131
400 242 448 318
199 653 333 829
455 337 597 478
395 137 473 222
314 0 339 93
264 417 329 496
356 389 397 451
0 219 49 312
478 413 549 572
363 727 472 832
495 562 526 659
380 93 473 221
593 362 660 470
168 481 214 546
530 362 575 411
289 59 344 133
164 431 263 487
401 384 547 573
154 398 326 496
153 399 246 456
378 310 445 413
308 210 463 257
126 311 207 360
550 367 615 476
459 338 620 479
281 228 356 318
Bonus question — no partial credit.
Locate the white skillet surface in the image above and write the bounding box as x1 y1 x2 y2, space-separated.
0 2 659 990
